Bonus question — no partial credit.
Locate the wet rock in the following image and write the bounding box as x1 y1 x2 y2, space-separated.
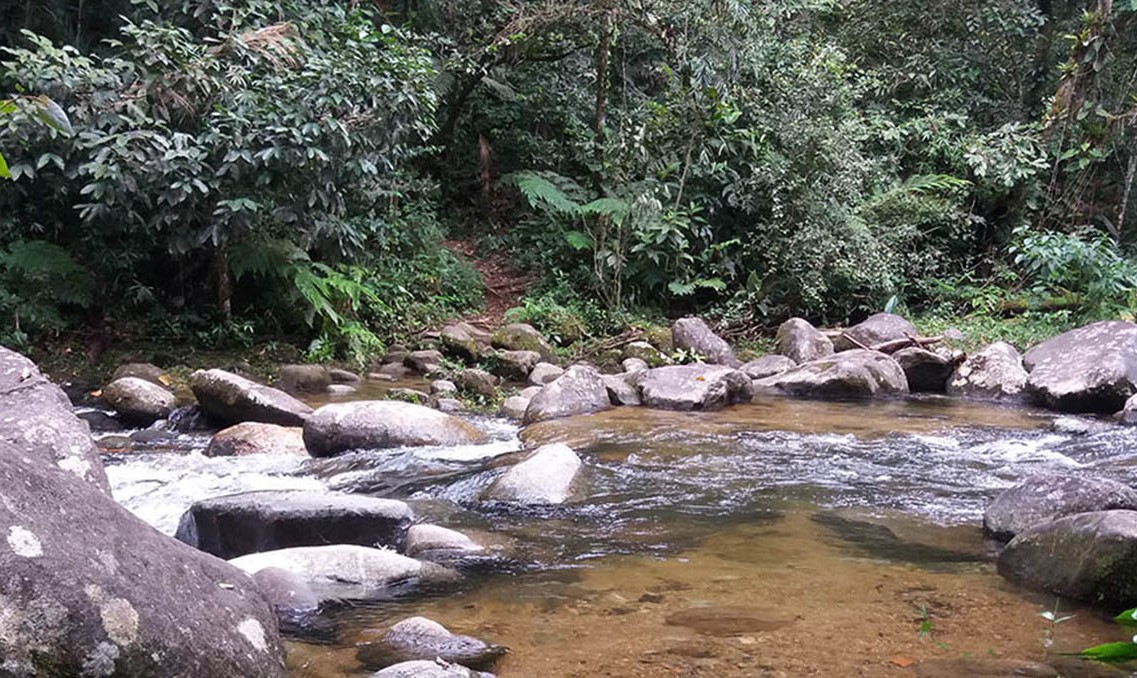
111 362 168 386
434 398 464 413
947 341 1028 401
190 369 313 427
0 441 284 677
1120 394 1137 425
204 422 308 458
832 312 917 352
893 347 953 393
374 363 412 380
431 380 458 396
997 510 1137 608
1052 416 1114 435
664 606 794 636
522 365 611 424
528 362 564 386
671 317 740 367
455 369 499 398
740 355 796 380
621 357 649 373
490 350 540 382
77 409 124 433
602 374 641 406
752 349 908 399
369 660 495 678
0 346 109 491
813 509 987 566
329 368 362 385
252 566 320 631
518 386 542 400
482 443 583 504
984 473 1137 541
167 404 212 433
405 350 444 376
357 617 507 672
278 364 331 394
1023 321 1137 413
775 318 833 364
327 384 357 396
405 525 484 559
622 341 668 367
498 396 529 421
440 323 490 363
229 545 457 602
176 490 412 559
303 401 488 456
490 324 557 363
637 364 753 411
101 376 177 425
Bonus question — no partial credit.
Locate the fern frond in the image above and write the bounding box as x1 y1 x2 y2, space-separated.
229 239 309 281
581 197 630 223
901 174 972 194
504 171 583 215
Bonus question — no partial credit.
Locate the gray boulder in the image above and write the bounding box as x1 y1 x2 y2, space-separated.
326 384 357 397
101 376 177 425
602 374 641 406
229 545 456 602
498 396 530 421
175 490 413 559
204 422 308 458
893 347 952 393
405 525 484 560
522 365 611 424
622 341 668 367
0 347 108 491
984 473 1137 541
277 364 331 394
329 368 362 384
740 355 796 380
357 617 506 672
671 317 740 367
455 368 499 398
832 313 917 352
490 350 540 382
372 363 411 381
490 324 557 363
251 567 320 629
482 444 583 504
621 357 649 374
370 660 495 678
111 362 168 386
775 318 833 364
431 380 458 396
528 362 564 386
440 323 491 363
1023 321 1137 413
637 364 753 411
434 398 464 414
190 369 313 427
753 349 909 399
997 510 1137 608
405 350 444 376
0 442 284 677
303 401 488 457
1120 394 1137 425
946 341 1028 401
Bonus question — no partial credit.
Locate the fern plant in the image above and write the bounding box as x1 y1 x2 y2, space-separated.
0 239 93 346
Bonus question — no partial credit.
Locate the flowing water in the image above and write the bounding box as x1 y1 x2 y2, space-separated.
97 390 1137 677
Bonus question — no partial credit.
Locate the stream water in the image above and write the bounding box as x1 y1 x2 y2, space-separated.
95 387 1137 677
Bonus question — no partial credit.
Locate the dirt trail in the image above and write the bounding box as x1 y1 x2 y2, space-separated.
443 239 533 328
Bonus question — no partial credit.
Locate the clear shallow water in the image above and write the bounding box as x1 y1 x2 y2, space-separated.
101 395 1137 676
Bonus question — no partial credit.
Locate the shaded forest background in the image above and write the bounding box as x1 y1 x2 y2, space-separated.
1 0 1136 364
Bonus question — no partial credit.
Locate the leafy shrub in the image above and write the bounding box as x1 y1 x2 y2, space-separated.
0 239 92 347
1010 226 1137 317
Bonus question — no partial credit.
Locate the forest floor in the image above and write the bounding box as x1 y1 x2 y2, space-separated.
442 239 534 328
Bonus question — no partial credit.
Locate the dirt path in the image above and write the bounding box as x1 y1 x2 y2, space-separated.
443 239 533 328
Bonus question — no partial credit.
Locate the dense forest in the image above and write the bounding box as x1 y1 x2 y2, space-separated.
1 0 1136 365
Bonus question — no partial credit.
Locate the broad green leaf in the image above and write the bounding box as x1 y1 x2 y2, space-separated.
564 231 591 251
1077 642 1137 664
1114 608 1137 627
0 152 9 179
0 99 16 115
32 96 73 135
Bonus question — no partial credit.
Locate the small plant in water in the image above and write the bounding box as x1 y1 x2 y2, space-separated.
1039 600 1075 653
1075 607 1137 665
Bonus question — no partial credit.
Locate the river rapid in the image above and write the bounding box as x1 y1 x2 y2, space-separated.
96 387 1137 677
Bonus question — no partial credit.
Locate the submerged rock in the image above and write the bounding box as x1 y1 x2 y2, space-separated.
637 364 753 411
775 318 833 364
752 349 908 399
832 313 917 352
175 490 413 559
1023 321 1137 413
204 422 308 458
946 341 1028 401
101 376 176 425
303 401 488 457
190 368 313 427
357 617 507 671
490 324 557 363
482 443 583 504
369 659 496 678
983 473 1137 541
278 364 332 394
671 317 740 367
893 347 952 393
523 365 611 424
997 510 1137 608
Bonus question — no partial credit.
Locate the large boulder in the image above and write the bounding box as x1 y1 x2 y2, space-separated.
228 545 456 602
404 350 444 376
440 322 491 363
671 317 740 367
490 324 557 363
1023 321 1137 413
0 347 108 492
775 318 833 364
997 510 1137 608
405 525 484 560
622 341 668 367
251 567 320 631
528 362 564 386
832 313 917 352
454 368 499 398
277 364 332 394
190 369 313 427
357 617 507 672
482 444 583 505
0 442 284 677
175 490 413 559
739 355 796 381
602 373 641 406
489 350 541 382
101 376 177 425
946 341 1028 401
753 349 909 399
370 660 495 678
893 347 952 393
522 365 611 424
498 396 530 421
204 422 309 458
983 473 1137 541
111 362 168 386
303 401 488 457
637 365 753 411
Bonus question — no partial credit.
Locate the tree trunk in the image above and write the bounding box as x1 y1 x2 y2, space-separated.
214 243 232 323
1044 0 1114 140
592 8 614 172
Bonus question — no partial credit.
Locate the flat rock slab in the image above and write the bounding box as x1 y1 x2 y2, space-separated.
984 473 1137 541
753 349 908 399
303 401 488 457
175 490 413 559
664 606 794 636
637 364 753 411
191 368 313 427
1023 321 1137 413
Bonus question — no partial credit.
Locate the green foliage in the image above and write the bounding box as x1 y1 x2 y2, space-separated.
0 240 93 347
1076 607 1137 665
1010 226 1137 317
